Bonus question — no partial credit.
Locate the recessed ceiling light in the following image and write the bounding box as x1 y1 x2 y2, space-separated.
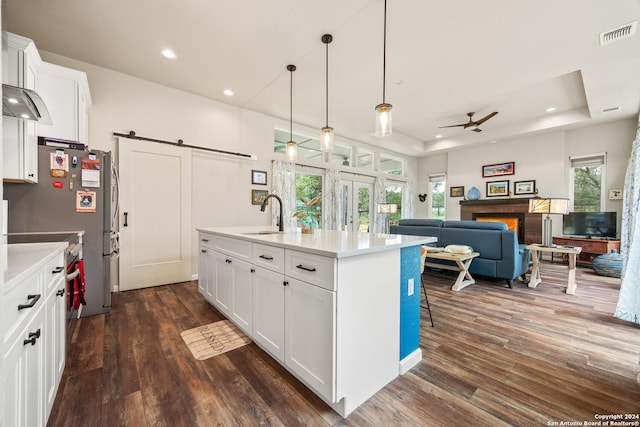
223 89 234 96
546 107 556 113
20 114 30 119
489 140 498 144
7 98 18 104
161 49 177 59
435 134 443 138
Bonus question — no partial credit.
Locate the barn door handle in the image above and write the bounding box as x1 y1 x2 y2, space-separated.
124 212 128 227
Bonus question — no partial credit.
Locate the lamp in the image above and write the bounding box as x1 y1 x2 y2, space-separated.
377 203 397 233
285 64 297 163
375 0 393 137
321 34 334 160
528 198 569 246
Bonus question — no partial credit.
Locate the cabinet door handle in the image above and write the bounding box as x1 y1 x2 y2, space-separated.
56 289 65 297
283 281 288 286
259 255 274 260
201 249 207 253
296 264 317 272
52 266 64 274
18 294 41 310
124 212 129 227
23 329 41 346
250 268 255 273
226 259 232 264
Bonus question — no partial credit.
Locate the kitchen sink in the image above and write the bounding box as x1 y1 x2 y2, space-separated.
242 231 282 235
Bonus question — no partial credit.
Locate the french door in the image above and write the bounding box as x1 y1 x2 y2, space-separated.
340 180 373 232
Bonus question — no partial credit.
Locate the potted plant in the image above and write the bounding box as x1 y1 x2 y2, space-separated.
293 195 321 233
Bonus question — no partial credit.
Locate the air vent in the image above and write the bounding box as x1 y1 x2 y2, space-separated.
601 106 621 114
600 21 637 46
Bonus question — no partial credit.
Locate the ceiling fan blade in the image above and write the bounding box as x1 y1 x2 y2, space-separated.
473 111 498 126
438 123 468 128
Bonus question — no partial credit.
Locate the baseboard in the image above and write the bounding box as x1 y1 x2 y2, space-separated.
399 348 422 375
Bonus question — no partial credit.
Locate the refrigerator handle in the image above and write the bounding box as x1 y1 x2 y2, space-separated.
124 212 128 227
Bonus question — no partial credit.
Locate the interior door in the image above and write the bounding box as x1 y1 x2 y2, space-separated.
118 138 192 290
340 180 373 232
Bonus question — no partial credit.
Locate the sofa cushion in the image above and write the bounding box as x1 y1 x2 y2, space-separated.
443 220 507 231
397 219 444 227
441 227 503 260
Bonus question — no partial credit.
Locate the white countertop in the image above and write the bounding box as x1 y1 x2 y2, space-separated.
3 242 68 286
197 226 436 258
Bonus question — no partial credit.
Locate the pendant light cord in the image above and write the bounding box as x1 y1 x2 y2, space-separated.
325 41 329 127
287 64 295 140
382 0 387 104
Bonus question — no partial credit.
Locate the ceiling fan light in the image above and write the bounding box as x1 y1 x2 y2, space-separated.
375 103 393 137
321 126 334 152
285 141 297 163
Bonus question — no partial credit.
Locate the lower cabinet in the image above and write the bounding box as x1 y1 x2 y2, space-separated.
4 301 46 427
284 277 336 402
253 267 285 361
44 273 67 419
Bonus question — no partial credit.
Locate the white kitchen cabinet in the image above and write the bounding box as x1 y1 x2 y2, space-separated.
285 276 336 402
2 32 42 183
253 266 285 361
230 259 253 335
1 243 67 427
37 62 91 145
198 246 215 303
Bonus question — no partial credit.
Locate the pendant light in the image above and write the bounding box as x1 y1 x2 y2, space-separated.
321 34 334 159
285 64 297 162
375 0 392 137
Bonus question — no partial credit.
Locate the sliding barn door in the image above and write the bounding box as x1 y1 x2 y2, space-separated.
118 138 192 290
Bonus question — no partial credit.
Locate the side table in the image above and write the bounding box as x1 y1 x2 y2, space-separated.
526 244 582 294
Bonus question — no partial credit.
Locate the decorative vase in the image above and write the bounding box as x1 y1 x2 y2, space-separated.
467 186 481 200
592 249 623 278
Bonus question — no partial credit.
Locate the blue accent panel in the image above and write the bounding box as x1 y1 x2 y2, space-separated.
400 245 421 360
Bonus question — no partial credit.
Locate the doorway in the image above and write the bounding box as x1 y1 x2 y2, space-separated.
340 179 373 232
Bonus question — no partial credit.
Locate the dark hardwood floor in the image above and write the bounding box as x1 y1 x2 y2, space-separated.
48 261 640 426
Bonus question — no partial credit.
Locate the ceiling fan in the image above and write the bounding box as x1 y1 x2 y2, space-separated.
440 111 498 132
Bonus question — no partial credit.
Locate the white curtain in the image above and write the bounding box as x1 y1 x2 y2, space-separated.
403 181 414 219
372 176 387 233
271 160 297 231
615 114 640 325
323 168 342 230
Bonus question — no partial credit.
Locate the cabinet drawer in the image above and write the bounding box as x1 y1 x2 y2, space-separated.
215 236 252 261
253 243 285 273
2 269 44 345
285 250 336 291
198 232 216 250
44 252 65 295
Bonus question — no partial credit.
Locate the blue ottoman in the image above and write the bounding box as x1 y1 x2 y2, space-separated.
592 250 623 278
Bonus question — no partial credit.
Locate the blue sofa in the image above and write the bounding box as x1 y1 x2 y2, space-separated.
390 219 530 287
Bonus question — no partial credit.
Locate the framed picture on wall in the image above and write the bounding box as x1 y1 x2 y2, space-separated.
514 180 536 195
482 162 515 178
251 190 268 205
450 186 465 197
486 180 509 197
251 170 267 185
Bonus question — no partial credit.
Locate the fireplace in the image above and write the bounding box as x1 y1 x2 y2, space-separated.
460 198 542 244
473 212 525 243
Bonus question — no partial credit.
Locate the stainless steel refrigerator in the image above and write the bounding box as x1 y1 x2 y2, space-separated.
4 144 119 317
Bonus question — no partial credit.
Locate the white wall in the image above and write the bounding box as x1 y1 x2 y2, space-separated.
38 51 417 277
417 119 635 238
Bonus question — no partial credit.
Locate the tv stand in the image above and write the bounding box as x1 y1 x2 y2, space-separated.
552 236 620 264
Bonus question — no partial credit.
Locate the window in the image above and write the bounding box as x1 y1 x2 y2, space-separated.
429 174 446 219
274 129 322 161
295 172 323 228
385 184 403 225
356 148 374 170
380 153 404 176
570 154 605 212
329 143 352 167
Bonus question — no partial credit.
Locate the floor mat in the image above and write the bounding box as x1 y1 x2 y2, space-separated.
181 320 251 360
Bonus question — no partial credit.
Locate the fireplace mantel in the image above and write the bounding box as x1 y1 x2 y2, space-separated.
459 198 541 244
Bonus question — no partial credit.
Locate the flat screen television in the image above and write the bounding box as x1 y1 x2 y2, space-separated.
562 212 617 238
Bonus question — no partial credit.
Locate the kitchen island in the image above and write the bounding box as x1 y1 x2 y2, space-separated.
196 226 435 417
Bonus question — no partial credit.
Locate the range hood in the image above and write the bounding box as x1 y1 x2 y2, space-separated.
2 84 52 125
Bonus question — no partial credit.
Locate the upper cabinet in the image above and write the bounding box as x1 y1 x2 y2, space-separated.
37 62 92 146
2 32 42 183
2 31 92 183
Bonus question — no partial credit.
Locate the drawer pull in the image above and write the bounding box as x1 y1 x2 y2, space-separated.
259 255 274 260
226 259 232 264
56 289 65 297
18 294 41 311
52 266 64 274
23 329 41 346
296 264 317 272
201 238 209 242
201 249 207 253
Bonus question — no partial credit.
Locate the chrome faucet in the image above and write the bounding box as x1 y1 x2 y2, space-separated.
260 194 284 232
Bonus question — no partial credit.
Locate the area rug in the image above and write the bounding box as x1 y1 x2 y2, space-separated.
180 320 251 360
